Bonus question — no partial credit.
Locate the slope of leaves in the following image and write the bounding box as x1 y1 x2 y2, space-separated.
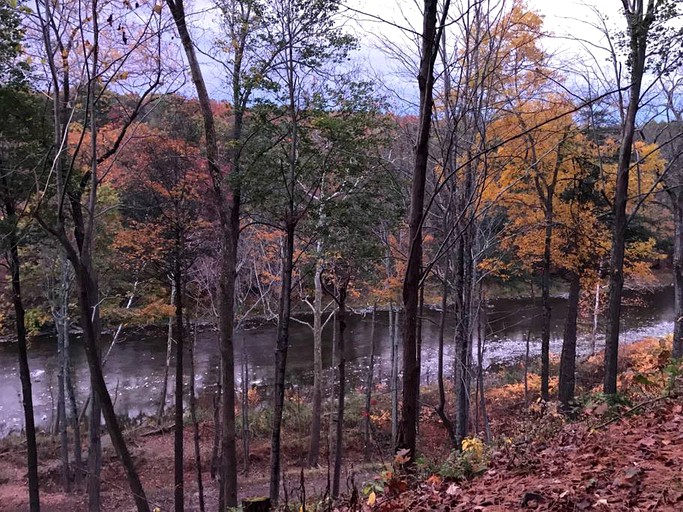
344 338 683 512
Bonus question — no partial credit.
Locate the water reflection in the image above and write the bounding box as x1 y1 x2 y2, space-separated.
0 286 674 436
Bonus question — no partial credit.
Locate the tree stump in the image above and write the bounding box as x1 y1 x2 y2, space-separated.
242 496 271 512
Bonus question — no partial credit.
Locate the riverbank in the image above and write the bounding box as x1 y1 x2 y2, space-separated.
1 335 680 511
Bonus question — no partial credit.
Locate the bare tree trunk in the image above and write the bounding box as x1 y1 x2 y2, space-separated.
364 304 377 460
165 1 239 505
436 263 455 443
604 2 656 395
158 281 175 424
87 389 101 512
416 283 424 435
398 0 449 461
189 319 205 512
592 279 601 355
269 223 295 504
540 204 553 402
672 192 683 358
241 335 250 475
332 284 348 498
57 317 70 491
559 273 581 407
389 303 397 444
476 297 491 442
1 175 40 511
173 264 184 512
308 260 324 467
64 315 82 489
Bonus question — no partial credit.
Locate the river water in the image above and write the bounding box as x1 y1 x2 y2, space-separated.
0 286 674 437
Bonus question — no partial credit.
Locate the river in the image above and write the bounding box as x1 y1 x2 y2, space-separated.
0 286 674 437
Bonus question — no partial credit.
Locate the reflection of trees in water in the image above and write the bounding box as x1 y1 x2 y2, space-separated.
0 287 674 436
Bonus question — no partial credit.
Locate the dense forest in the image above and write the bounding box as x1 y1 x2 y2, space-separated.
1 0 683 510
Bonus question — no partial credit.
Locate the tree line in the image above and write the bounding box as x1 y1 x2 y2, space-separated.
1 0 682 511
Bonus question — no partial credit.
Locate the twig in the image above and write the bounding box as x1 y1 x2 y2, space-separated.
595 395 669 429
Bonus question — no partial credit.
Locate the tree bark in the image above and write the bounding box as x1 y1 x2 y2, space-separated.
189 319 205 512
604 1 655 395
539 200 553 402
559 273 581 407
332 283 348 498
165 1 240 505
269 222 295 504
397 0 443 462
436 263 455 443
308 260 324 467
158 282 175 424
72 262 149 512
1 175 40 511
173 263 184 512
672 191 683 358
364 304 377 460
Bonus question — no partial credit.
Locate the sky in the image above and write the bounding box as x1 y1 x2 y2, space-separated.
191 0 627 104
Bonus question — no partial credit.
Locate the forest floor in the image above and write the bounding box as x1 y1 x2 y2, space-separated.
1 336 682 511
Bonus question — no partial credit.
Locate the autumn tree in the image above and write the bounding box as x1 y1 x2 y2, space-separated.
112 126 207 512
30 0 165 509
603 0 677 395
227 0 358 501
0 3 44 505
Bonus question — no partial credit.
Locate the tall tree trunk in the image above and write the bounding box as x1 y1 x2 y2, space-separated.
165 2 240 505
397 0 446 461
332 284 348 498
416 283 424 434
592 278 601 355
559 273 581 407
73 262 150 512
540 201 553 402
1 177 40 511
454 230 472 448
364 304 377 461
436 264 455 443
241 336 250 475
64 314 82 488
269 222 295 504
87 390 101 511
57 318 70 491
158 282 175 424
308 260 324 467
389 303 398 444
604 1 655 395
189 319 205 512
173 264 184 512
673 192 683 358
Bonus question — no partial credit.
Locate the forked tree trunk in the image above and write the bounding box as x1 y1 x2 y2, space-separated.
241 335 250 475
389 303 397 444
72 262 149 512
57 319 70 491
87 390 101 511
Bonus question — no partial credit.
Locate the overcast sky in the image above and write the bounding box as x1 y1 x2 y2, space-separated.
194 0 627 104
